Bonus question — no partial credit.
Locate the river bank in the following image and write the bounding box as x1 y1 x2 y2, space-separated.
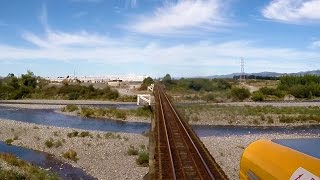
0 118 149 180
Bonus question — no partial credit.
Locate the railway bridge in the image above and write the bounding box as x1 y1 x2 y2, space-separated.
148 84 228 180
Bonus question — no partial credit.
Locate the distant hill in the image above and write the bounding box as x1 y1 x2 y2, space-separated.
207 70 320 79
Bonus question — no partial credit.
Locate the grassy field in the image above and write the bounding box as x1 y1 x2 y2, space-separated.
177 104 320 125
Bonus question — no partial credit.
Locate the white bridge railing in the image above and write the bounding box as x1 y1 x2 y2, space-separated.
137 84 154 105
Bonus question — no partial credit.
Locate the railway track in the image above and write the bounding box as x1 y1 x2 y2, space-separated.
154 85 228 180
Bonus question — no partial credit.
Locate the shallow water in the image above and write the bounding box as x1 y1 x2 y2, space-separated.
0 141 96 180
0 107 150 134
0 106 319 137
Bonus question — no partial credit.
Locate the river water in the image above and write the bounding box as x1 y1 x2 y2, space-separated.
0 105 319 179
0 141 96 179
0 106 319 137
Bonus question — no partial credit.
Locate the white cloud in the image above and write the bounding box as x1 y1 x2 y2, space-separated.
128 0 229 35
22 31 112 48
311 40 320 48
262 0 320 23
1 32 320 73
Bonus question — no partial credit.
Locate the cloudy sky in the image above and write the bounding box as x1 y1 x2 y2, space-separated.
0 0 320 77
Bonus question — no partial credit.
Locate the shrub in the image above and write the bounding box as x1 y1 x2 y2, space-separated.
13 135 19 140
204 93 215 102
136 151 149 166
231 87 251 101
127 145 139 156
64 104 78 112
80 108 94 117
54 140 63 148
251 91 265 101
45 139 54 148
67 131 79 138
68 92 80 100
79 131 92 138
267 116 274 124
5 139 14 145
62 149 79 162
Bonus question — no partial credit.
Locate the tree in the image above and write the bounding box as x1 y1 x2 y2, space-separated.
20 71 37 89
140 77 154 90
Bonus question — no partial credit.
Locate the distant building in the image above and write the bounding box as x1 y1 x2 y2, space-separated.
45 74 148 83
107 80 123 87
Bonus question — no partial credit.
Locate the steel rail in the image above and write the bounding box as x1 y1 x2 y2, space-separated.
157 89 177 180
159 86 216 180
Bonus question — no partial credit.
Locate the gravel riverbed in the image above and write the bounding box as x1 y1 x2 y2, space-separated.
0 118 149 180
0 101 319 179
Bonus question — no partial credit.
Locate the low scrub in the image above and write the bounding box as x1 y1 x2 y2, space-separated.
251 91 265 101
5 139 14 145
45 138 63 148
136 151 149 166
67 131 92 138
63 104 79 112
104 132 122 139
79 131 92 138
231 87 250 101
62 149 79 162
67 131 79 138
127 145 139 156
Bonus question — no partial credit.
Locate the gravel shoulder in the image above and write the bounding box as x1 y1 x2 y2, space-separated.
201 133 319 180
0 118 148 180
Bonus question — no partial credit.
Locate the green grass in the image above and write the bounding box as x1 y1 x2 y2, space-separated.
0 153 59 180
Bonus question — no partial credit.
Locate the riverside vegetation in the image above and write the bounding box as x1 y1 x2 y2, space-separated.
177 104 320 125
163 74 320 102
0 153 59 180
62 104 152 120
0 71 123 100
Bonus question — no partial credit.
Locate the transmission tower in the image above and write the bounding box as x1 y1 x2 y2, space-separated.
240 58 245 83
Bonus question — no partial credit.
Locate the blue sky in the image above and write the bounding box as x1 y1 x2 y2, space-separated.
0 0 320 77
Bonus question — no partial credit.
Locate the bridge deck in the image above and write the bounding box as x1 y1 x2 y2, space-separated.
154 85 228 179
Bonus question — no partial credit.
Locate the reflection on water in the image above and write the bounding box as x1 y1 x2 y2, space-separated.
0 141 96 180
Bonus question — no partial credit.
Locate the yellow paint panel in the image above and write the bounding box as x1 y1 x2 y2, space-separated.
239 140 320 180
